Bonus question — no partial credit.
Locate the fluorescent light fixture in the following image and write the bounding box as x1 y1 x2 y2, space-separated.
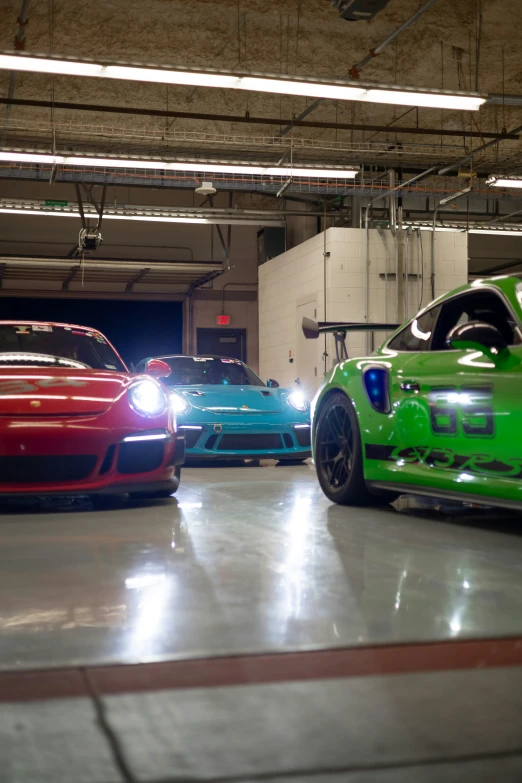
0 53 485 111
468 229 522 236
404 222 522 236
0 207 208 224
364 89 485 111
0 151 358 179
487 176 522 189
0 53 104 77
405 224 461 233
0 205 284 226
237 76 365 101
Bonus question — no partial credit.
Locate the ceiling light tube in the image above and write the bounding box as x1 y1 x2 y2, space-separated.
487 176 522 189
404 222 522 236
468 229 522 236
0 207 285 226
364 90 485 111
0 52 485 111
0 151 358 179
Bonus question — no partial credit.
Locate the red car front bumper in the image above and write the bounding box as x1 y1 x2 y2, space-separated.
0 414 184 496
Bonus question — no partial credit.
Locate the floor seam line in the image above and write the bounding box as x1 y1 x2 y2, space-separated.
149 747 522 783
80 667 138 783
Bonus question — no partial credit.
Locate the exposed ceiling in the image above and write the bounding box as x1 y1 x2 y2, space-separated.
0 0 521 202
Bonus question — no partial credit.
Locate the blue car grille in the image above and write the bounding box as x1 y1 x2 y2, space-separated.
217 434 284 451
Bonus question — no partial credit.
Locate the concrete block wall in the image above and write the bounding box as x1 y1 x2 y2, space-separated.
259 233 326 390
259 227 468 395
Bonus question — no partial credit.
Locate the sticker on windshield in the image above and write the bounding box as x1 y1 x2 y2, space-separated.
13 325 31 334
220 358 241 364
32 324 52 332
105 364 117 369
193 357 212 362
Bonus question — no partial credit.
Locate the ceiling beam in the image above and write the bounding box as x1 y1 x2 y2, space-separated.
0 97 517 141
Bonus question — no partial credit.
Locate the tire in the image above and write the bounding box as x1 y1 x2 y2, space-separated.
130 466 181 500
315 392 376 506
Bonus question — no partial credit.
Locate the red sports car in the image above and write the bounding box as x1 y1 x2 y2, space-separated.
0 321 184 499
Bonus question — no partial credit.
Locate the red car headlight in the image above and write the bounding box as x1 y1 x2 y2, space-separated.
128 380 167 416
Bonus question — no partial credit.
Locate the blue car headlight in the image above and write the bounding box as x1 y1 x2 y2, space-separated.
287 390 308 412
128 379 167 416
170 391 191 415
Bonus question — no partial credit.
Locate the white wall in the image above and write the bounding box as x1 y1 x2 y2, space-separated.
259 227 468 395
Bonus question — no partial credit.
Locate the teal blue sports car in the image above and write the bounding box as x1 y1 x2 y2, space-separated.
135 355 311 462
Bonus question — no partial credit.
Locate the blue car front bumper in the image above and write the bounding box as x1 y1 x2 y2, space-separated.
177 420 311 460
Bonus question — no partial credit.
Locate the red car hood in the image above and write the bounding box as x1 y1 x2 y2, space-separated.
0 368 129 416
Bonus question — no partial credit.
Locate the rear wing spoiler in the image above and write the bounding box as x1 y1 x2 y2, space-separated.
302 317 399 362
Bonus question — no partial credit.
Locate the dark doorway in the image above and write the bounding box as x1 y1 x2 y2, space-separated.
197 328 247 362
0 297 182 368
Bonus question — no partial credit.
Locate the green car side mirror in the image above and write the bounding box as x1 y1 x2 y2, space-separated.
446 320 509 356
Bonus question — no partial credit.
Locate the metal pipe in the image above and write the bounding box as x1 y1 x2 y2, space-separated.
279 0 438 134
364 164 439 338
486 94 522 106
221 281 257 314
430 187 471 298
349 0 438 79
397 206 405 323
404 226 412 318
388 169 396 234
2 96 516 139
377 225 389 325
416 228 423 310
438 121 522 176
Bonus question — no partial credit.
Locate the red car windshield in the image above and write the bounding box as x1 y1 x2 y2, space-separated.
0 324 126 371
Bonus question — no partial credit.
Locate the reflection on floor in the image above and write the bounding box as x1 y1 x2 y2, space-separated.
0 463 522 669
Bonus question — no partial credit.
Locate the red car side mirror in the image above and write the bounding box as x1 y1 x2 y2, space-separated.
144 359 172 379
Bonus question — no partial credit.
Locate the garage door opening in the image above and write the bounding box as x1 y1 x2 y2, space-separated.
0 297 182 368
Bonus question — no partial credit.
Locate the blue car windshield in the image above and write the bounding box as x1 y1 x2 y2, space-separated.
162 357 265 387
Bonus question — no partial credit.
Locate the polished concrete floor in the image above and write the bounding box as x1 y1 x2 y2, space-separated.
1 463 522 669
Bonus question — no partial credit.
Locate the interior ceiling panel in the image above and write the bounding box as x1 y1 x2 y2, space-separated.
0 257 224 298
0 0 521 200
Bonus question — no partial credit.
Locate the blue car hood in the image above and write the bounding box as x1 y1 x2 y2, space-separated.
171 384 283 413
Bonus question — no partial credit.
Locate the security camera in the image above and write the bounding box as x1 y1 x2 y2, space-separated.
79 228 103 253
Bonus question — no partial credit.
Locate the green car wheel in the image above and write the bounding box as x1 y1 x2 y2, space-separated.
316 393 397 506
315 392 370 505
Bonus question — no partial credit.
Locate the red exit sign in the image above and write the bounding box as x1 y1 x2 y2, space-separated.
217 314 231 325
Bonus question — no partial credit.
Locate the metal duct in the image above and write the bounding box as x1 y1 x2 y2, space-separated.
330 0 392 22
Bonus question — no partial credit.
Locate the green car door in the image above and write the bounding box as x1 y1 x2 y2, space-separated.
392 285 522 506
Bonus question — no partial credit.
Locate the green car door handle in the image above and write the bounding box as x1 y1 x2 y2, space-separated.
400 381 420 392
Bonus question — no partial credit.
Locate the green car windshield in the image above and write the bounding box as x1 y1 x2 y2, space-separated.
162 357 265 387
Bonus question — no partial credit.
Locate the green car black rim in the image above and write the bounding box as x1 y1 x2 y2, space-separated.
319 404 354 490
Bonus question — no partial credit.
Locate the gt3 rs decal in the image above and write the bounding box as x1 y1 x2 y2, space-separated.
428 385 494 437
365 444 522 479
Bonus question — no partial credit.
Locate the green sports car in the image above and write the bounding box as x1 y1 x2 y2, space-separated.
303 275 522 511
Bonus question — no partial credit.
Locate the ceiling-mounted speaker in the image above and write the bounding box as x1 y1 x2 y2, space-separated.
330 0 392 21
195 181 217 196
